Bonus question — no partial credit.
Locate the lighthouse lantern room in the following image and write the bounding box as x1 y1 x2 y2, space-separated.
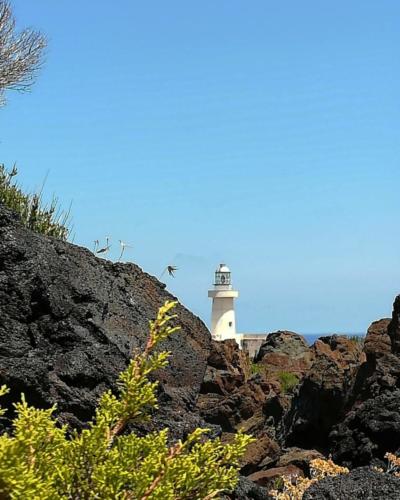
208 264 242 346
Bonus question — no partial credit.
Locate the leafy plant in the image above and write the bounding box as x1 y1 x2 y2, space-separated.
0 164 71 240
277 371 299 394
0 301 253 499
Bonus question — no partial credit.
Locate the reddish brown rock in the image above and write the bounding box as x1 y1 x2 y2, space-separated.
200 339 250 395
222 431 280 475
274 448 323 473
248 465 303 487
198 378 272 432
255 331 314 380
364 318 391 360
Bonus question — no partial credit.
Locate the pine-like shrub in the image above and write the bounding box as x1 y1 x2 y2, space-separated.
0 164 71 240
0 301 253 499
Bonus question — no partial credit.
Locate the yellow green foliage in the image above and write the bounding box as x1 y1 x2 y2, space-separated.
0 301 253 499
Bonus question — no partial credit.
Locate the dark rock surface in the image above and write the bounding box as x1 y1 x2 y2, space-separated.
284 335 365 450
303 467 400 500
330 297 400 467
223 476 271 500
0 204 211 436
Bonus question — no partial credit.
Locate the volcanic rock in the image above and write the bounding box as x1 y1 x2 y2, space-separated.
200 339 250 395
283 335 364 450
0 204 211 437
330 297 400 467
248 464 303 488
303 467 400 500
223 476 270 500
255 331 314 379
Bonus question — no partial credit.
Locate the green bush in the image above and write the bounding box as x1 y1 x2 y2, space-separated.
0 164 71 240
0 301 253 499
277 371 299 394
347 334 364 344
250 362 265 376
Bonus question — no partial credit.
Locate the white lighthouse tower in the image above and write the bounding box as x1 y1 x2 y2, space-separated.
208 264 243 347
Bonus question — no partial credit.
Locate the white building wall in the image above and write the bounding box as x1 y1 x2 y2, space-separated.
208 289 239 343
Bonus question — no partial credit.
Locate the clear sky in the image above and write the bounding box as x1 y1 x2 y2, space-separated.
1 1 400 333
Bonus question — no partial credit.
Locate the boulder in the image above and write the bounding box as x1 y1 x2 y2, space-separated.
303 467 400 500
223 476 271 500
255 331 314 379
0 204 211 437
364 318 392 360
248 465 303 488
262 447 323 475
330 297 400 466
283 335 364 450
197 378 271 432
200 339 250 395
388 295 400 354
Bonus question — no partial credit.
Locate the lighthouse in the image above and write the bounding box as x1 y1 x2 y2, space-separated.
208 264 242 347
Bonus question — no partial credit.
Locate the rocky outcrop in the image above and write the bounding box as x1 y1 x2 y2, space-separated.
248 465 303 488
303 467 400 500
0 204 211 437
224 476 270 500
388 295 400 354
255 331 314 379
284 335 365 450
197 377 271 432
363 318 392 360
330 298 400 467
200 339 250 395
261 447 323 475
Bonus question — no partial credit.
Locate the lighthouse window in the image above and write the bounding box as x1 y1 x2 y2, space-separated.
229 321 232 327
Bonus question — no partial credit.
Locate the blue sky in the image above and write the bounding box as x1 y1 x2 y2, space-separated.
1 1 399 333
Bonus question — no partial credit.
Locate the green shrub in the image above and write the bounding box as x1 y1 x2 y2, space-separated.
348 334 364 344
0 164 71 240
277 371 299 394
250 362 265 376
0 301 253 499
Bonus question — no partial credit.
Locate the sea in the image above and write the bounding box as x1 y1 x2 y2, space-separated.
301 333 365 346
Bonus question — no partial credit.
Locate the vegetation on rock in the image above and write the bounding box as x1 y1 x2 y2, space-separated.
270 453 400 499
0 164 71 240
277 371 299 394
0 301 253 499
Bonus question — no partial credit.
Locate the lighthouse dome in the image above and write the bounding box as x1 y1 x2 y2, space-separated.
217 263 230 272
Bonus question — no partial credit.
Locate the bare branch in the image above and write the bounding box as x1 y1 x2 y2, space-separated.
0 1 46 105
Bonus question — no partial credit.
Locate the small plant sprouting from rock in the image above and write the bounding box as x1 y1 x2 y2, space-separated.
385 452 400 477
270 457 349 500
0 301 253 499
277 371 299 394
270 453 400 499
250 362 265 376
0 164 71 240
347 334 364 344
